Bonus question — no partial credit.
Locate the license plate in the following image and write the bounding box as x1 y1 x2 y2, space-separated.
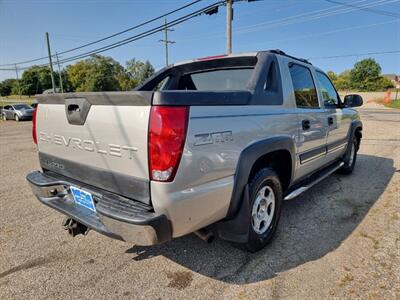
70 186 96 212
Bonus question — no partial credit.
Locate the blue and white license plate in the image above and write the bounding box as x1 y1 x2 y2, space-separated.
70 186 96 212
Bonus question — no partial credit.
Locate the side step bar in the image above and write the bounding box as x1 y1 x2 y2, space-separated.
284 161 344 200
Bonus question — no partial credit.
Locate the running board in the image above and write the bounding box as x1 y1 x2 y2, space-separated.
284 161 344 200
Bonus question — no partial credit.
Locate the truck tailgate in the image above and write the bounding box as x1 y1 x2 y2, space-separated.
36 92 152 204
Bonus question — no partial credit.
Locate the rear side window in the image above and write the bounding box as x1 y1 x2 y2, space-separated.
153 76 171 91
179 68 253 91
289 64 319 108
264 61 279 92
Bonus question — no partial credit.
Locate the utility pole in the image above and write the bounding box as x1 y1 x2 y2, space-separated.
14 64 21 99
45 32 56 93
226 0 233 55
159 19 175 67
55 52 64 93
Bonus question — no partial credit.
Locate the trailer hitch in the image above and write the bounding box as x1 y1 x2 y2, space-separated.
62 217 90 237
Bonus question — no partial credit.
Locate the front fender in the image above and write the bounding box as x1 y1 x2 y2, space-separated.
346 120 363 152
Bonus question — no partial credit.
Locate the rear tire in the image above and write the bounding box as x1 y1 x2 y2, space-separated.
15 114 19 122
2 113 6 121
240 167 282 252
338 137 358 175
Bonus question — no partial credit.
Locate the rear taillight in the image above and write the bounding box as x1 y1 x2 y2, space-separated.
148 106 189 182
32 106 38 144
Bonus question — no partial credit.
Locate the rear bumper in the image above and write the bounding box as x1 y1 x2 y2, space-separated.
26 171 171 245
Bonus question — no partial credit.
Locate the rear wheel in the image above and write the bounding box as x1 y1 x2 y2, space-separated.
2 113 6 121
14 114 19 122
338 137 358 174
241 167 282 252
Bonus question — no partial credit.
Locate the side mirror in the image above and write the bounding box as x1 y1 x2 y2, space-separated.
344 94 363 107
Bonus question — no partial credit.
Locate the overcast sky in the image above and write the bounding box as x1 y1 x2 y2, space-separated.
0 0 399 80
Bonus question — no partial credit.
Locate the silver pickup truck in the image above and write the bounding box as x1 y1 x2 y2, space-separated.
26 50 363 252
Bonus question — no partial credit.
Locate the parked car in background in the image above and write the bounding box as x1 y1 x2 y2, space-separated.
42 88 61 94
1 103 34 121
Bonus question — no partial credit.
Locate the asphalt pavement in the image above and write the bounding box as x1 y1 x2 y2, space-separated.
0 107 399 299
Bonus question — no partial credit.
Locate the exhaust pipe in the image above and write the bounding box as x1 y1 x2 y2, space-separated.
194 228 215 243
62 218 90 237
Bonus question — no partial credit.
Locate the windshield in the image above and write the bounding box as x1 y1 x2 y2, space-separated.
13 104 32 110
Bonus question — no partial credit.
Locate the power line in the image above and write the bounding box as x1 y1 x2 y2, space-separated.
2 0 397 71
0 1 225 71
3 0 392 68
235 0 398 34
323 0 400 19
0 0 203 67
309 50 400 60
177 0 395 42
233 0 370 32
249 19 399 47
47 2 225 65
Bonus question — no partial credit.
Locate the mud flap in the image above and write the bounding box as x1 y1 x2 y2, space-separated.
342 121 362 163
217 184 250 243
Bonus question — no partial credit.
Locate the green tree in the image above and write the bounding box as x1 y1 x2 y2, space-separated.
349 58 387 91
57 69 71 92
11 80 21 95
66 60 90 92
17 65 63 96
117 72 135 91
125 59 155 88
335 70 352 91
66 55 125 92
328 59 393 92
326 71 337 82
375 76 394 91
20 66 46 95
0 78 17 96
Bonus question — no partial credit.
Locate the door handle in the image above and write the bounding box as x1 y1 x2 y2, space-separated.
67 104 80 113
328 116 334 125
302 120 311 130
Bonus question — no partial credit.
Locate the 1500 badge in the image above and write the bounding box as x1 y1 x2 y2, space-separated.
194 131 233 146
39 132 137 159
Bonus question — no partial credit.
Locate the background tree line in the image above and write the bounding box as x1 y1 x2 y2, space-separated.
327 58 393 92
0 56 395 97
0 55 155 96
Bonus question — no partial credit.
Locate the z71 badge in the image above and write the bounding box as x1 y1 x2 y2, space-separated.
194 131 233 146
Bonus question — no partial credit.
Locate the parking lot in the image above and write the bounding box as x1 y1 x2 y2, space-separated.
0 108 399 299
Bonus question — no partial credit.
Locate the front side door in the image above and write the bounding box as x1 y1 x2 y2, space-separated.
288 62 329 180
315 71 351 162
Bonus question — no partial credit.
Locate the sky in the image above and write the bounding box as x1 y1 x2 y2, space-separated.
0 0 399 81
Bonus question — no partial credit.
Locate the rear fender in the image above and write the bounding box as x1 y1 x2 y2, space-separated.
217 136 295 243
227 136 296 218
